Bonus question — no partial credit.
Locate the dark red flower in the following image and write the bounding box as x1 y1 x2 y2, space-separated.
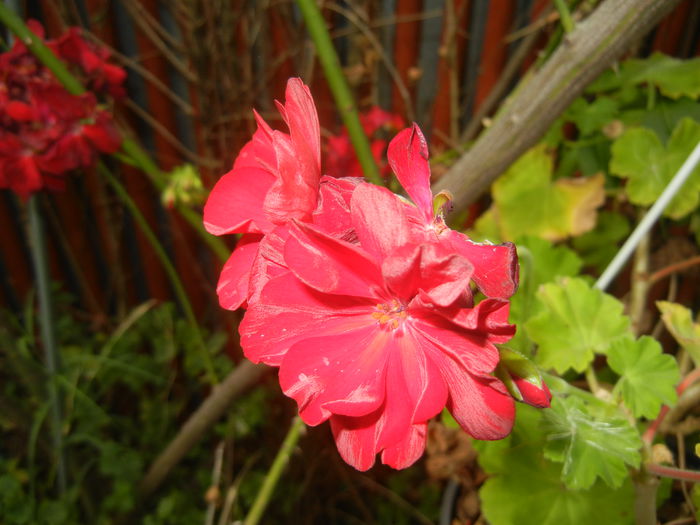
0 21 124 198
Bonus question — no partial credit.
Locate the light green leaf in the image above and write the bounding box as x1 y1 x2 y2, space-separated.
508 238 582 353
479 145 605 241
526 277 631 373
478 404 635 525
658 301 700 367
639 53 700 100
608 336 680 419
544 396 642 489
610 118 700 219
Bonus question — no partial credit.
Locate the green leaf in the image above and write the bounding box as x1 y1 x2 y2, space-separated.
610 118 700 219
588 53 700 100
572 211 630 272
566 96 619 136
478 405 635 525
526 277 631 373
544 396 642 489
608 336 680 419
508 238 582 353
639 54 700 100
477 145 605 241
657 301 700 367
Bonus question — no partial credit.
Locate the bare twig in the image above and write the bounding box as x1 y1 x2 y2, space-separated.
434 0 684 211
139 362 268 497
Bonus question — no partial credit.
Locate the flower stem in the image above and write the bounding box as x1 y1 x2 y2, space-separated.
295 0 383 186
99 165 218 385
0 7 229 263
646 463 700 483
243 416 305 525
27 196 67 494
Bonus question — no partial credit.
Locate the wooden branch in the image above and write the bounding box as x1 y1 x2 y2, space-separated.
432 0 683 210
139 361 268 497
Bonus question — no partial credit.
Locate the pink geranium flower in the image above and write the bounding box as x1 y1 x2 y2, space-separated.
240 183 516 470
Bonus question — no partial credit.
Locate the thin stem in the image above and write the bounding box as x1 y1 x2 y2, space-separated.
629 211 650 336
584 365 602 396
643 368 700 445
595 140 700 291
243 416 305 525
27 196 67 494
646 463 700 483
99 165 218 385
295 0 383 185
553 0 575 33
119 138 230 263
647 255 700 284
0 8 230 263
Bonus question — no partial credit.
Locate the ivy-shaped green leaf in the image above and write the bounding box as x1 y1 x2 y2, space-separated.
544 396 642 490
526 277 631 373
477 404 635 525
658 301 700 367
610 118 700 219
608 336 679 419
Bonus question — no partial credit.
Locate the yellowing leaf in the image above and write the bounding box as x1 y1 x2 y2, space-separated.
482 145 605 241
555 173 606 237
658 301 700 367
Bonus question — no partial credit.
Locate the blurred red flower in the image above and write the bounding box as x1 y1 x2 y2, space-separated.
0 21 124 199
325 105 404 178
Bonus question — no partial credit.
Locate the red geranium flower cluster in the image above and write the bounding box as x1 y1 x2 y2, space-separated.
325 106 404 178
205 78 550 471
0 22 125 198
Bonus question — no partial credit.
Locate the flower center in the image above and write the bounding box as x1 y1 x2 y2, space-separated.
371 299 407 330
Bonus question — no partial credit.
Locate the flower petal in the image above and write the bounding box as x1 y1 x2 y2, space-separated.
445 231 519 299
409 315 500 375
350 182 413 260
279 325 390 425
282 78 321 172
387 124 434 223
330 412 381 472
216 234 262 310
262 130 319 224
380 423 427 470
203 165 276 235
311 175 361 240
439 356 515 440
240 271 370 366
284 221 384 298
382 242 473 307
